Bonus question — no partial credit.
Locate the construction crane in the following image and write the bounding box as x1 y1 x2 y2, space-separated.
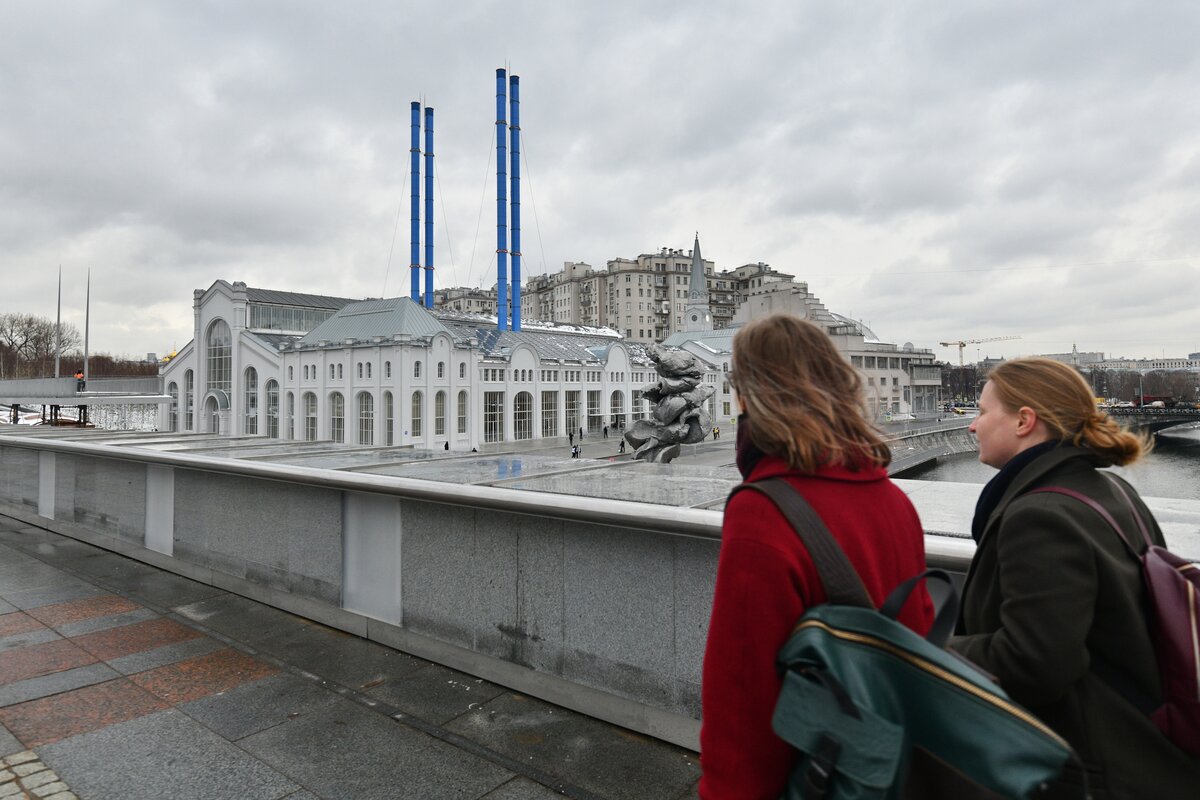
939 336 1021 367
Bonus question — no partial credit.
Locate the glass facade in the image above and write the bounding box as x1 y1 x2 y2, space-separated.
184 370 194 430
541 391 558 438
168 382 178 431
384 391 393 445
609 390 624 428
435 391 446 436
303 392 317 441
411 391 422 437
565 391 580 434
248 303 335 333
457 391 468 434
587 390 602 434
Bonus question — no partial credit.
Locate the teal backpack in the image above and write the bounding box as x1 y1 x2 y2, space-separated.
738 479 1085 800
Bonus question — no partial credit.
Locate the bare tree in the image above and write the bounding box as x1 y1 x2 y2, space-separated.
0 312 82 378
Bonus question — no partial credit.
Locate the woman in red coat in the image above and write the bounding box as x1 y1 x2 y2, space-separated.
699 314 933 799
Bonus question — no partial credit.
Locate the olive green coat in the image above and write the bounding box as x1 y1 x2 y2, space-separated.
951 446 1199 799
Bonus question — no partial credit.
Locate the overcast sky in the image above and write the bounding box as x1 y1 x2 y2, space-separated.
3 1 1198 362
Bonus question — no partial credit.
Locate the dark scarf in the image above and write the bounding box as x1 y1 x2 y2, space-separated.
971 440 1061 542
735 414 767 479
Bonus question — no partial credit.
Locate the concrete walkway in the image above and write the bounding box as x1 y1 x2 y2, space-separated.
0 515 701 800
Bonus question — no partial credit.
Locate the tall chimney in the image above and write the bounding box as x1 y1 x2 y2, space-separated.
424 107 435 309
409 102 421 302
495 68 509 330
509 75 521 331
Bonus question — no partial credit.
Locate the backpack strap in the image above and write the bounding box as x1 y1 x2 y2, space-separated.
1027 485 1141 558
730 478 874 609
1101 473 1154 549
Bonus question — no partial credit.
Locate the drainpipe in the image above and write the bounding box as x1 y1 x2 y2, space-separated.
496 68 508 330
509 75 521 331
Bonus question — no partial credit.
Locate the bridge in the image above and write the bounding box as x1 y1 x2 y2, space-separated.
1107 406 1200 434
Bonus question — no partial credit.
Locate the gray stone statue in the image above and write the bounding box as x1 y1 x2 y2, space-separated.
624 344 714 463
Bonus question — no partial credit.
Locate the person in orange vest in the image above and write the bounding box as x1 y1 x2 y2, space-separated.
74 369 85 391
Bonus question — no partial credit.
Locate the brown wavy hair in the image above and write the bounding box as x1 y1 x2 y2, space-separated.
986 357 1149 466
731 314 890 471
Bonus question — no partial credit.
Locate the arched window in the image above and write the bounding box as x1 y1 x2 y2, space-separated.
383 391 394 446
385 361 392 378
331 364 336 380
435 391 446 436
288 366 294 381
266 380 279 438
357 362 363 379
457 390 468 434
244 367 258 434
168 382 179 432
514 392 533 440
330 392 344 443
286 391 295 440
366 362 372 379
184 370 194 430
337 363 343 379
206 319 231 395
459 363 465 379
303 392 317 441
357 392 374 446
414 361 422 379
303 365 309 380
437 362 445 378
609 390 625 429
411 391 423 436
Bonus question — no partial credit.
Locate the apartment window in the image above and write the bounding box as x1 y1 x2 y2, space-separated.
411 391 423 436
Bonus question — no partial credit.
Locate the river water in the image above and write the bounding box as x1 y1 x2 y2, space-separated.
909 423 1200 501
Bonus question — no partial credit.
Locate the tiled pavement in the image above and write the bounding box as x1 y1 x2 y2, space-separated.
0 515 701 800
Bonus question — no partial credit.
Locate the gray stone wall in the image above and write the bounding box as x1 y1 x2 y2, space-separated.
0 445 39 510
53 454 147 544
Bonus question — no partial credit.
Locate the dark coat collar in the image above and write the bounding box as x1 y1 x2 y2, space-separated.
977 445 1103 547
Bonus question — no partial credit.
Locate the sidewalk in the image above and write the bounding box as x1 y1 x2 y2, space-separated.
0 515 701 800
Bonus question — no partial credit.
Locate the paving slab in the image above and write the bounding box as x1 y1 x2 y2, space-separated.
114 570 225 609
479 776 569 799
178 673 342 741
255 621 429 690
128 647 278 704
0 583 107 612
0 663 119 708
106 635 225 676
174 594 311 645
58 552 160 589
0 721 19 757
0 599 15 615
0 628 62 653
39 709 299 800
8 538 106 562
53 607 159 638
239 698 513 800
446 692 701 800
364 662 508 726
0 678 168 747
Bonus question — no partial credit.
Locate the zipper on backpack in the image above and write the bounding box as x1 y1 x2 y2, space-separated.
792 619 1071 748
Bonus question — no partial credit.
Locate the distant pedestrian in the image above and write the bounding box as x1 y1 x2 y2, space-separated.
571 445 578 459
618 439 626 454
603 425 609 439
443 441 449 451
580 426 584 439
569 431 574 446
74 369 85 391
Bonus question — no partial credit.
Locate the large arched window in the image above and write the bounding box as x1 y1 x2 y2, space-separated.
244 367 258 434
457 390 468 434
206 319 231 394
303 392 317 441
357 392 374 446
168 382 179 432
411 391 423 437
330 392 345 443
609 390 625 429
265 380 279 438
514 391 533 440
383 391 394 446
434 391 446 436
286 391 295 440
184 370 194 431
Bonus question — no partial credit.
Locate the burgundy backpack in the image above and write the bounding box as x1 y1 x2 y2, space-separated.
1031 476 1200 756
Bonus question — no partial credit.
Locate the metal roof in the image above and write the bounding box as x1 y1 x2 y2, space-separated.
246 331 303 350
661 329 737 353
299 298 453 344
246 288 359 310
435 319 653 365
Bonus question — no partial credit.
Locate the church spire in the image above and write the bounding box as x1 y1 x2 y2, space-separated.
684 232 713 332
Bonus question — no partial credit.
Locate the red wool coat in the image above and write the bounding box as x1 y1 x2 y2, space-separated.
699 455 934 800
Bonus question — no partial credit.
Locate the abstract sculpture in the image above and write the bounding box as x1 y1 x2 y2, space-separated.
625 344 715 463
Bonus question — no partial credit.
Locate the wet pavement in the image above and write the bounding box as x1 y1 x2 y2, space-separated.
0 515 702 800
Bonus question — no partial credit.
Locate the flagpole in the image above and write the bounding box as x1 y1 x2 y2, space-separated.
84 269 91 384
54 266 62 378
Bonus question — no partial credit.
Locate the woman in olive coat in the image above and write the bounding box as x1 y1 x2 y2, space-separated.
950 358 1198 798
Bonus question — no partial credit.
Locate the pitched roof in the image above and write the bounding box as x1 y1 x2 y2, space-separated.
299 298 452 344
246 288 359 310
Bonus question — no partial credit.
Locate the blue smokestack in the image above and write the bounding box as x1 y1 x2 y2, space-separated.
509 75 521 331
495 68 508 330
424 107 435 309
409 101 421 302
